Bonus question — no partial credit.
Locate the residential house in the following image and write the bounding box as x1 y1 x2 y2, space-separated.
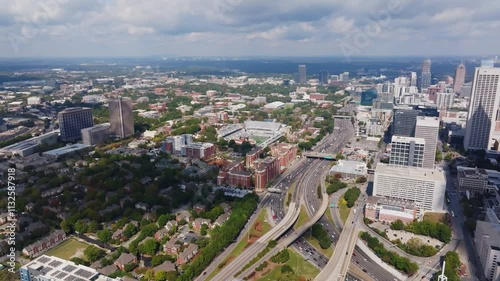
193 218 210 231
164 238 180 255
114 252 137 270
154 228 169 241
165 220 178 232
213 212 231 228
177 244 199 265
97 264 118 276
176 211 191 223
193 203 206 213
112 229 123 241
135 202 149 211
153 261 176 273
22 230 66 258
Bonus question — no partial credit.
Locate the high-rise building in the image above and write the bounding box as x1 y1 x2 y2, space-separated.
474 221 500 281
330 75 339 81
436 92 455 109
373 163 446 213
482 59 495 68
109 97 134 138
420 58 432 91
454 63 466 93
298 65 307 84
415 116 440 169
410 72 418 87
389 136 425 167
81 123 111 145
464 67 500 150
58 107 93 142
340 72 350 82
392 109 420 137
319 70 329 84
360 89 378 106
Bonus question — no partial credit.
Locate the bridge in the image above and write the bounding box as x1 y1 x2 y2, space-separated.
303 152 336 160
267 188 283 194
211 202 301 280
236 193 329 279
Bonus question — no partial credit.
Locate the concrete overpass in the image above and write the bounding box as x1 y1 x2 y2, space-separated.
303 152 336 160
211 202 301 280
315 199 363 281
333 115 352 119
236 193 330 279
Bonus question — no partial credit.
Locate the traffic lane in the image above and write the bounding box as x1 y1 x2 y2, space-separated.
352 246 397 281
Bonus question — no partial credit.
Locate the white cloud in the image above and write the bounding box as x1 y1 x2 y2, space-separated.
0 0 498 57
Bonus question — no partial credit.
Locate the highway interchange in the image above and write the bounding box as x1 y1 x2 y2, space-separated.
201 104 408 281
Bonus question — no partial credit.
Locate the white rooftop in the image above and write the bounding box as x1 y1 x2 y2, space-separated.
375 163 444 181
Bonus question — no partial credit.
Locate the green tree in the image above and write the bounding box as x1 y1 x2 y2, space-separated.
83 245 105 262
390 220 405 231
281 264 294 274
97 229 112 243
60 219 72 233
139 239 159 255
154 270 168 281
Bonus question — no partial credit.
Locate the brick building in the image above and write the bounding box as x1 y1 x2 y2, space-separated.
270 143 297 171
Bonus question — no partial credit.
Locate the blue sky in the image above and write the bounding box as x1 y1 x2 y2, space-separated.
0 0 499 57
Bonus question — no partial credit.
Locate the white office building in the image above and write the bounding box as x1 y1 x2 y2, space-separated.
436 92 455 109
27 96 42 105
81 123 111 145
415 116 440 169
389 136 425 167
373 163 446 213
464 67 500 150
475 221 500 281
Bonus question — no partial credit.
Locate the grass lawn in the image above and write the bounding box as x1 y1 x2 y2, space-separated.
207 208 272 281
285 182 297 207
303 232 334 257
293 205 310 229
45 238 91 261
325 205 335 225
256 248 320 281
424 212 447 224
338 197 351 224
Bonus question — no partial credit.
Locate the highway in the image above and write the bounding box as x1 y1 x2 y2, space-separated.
209 199 301 281
237 193 330 279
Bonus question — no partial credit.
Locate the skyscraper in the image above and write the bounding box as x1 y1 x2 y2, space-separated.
410 72 417 87
415 116 440 169
453 63 466 93
109 97 134 138
420 58 432 91
339 72 350 82
319 70 329 84
389 136 425 167
58 107 93 142
464 67 500 150
392 109 420 137
298 65 306 84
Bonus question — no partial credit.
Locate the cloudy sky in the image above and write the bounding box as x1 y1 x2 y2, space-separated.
0 0 498 57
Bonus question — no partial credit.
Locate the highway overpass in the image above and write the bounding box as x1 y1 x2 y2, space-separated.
210 202 301 280
303 152 336 160
236 193 329 279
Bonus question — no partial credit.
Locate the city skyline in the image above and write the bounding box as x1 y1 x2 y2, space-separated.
0 1 499 58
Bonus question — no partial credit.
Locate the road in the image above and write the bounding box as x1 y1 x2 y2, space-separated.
237 193 330 279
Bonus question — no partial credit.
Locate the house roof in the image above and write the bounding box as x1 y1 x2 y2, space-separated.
153 261 176 272
97 264 118 276
115 253 135 265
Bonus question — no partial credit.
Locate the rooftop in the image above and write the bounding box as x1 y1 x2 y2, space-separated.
375 163 445 181
43 144 91 157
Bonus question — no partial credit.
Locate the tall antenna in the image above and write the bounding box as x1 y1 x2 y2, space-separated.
438 261 448 281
